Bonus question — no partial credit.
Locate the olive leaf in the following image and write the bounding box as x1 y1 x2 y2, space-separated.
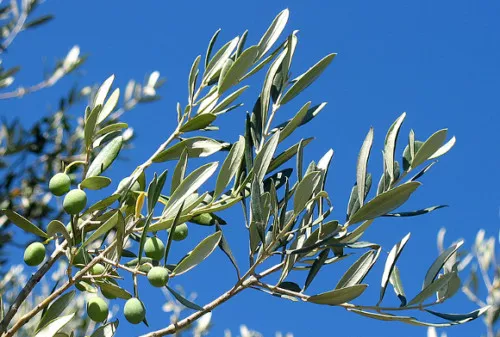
86 136 123 178
307 284 368 305
173 231 222 276
1 209 48 238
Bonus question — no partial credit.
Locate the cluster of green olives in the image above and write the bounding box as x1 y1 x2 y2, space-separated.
46 173 192 325
86 296 146 325
49 172 87 215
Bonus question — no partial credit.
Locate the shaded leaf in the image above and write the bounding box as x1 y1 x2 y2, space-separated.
379 233 411 304
36 291 75 332
1 209 48 238
47 220 71 244
383 113 406 185
98 88 120 124
34 313 75 337
336 250 379 289
348 182 421 225
152 137 224 163
257 9 289 57
218 46 259 94
268 137 313 173
357 128 374 207
166 285 203 311
280 53 336 105
215 224 240 278
293 171 322 214
163 162 218 219
173 231 222 275
212 86 249 114
411 129 448 169
82 211 119 248
253 131 280 183
180 114 216 132
90 320 119 337
423 241 464 289
214 136 245 199
97 281 132 299
389 266 407 306
307 284 367 305
384 205 447 217
407 272 457 306
80 176 112 190
303 248 329 291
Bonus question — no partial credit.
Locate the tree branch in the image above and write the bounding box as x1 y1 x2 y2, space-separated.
140 262 284 337
2 243 116 337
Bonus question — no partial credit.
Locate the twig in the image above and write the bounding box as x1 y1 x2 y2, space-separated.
2 243 117 337
101 256 147 277
140 262 283 337
0 2 27 54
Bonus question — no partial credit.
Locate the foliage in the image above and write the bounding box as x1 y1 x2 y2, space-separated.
0 3 490 337
427 228 499 337
0 0 162 270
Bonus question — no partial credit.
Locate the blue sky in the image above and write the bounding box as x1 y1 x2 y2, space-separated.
3 0 500 336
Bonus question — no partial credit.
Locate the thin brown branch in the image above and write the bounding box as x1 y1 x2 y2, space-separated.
2 243 116 337
141 262 283 337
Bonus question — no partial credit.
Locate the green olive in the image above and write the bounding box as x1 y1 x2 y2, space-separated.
170 223 188 241
49 173 71 196
147 266 169 288
63 189 87 214
86 297 108 322
90 263 106 275
123 297 146 324
144 237 165 260
23 242 46 266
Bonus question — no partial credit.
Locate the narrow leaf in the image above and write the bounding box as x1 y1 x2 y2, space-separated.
307 284 367 305
357 128 374 207
173 231 222 275
1 209 48 238
379 233 411 304
166 285 203 311
280 53 336 105
348 182 421 225
86 136 123 178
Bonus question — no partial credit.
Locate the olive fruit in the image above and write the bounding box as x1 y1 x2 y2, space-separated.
124 297 146 324
90 263 106 275
86 297 108 322
23 242 46 266
49 173 71 196
170 223 188 241
144 237 165 260
63 189 87 214
147 266 169 287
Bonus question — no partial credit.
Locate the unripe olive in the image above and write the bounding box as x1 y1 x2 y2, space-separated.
147 266 169 288
86 297 108 322
123 297 146 324
63 189 87 214
170 223 188 241
144 237 165 260
49 173 71 196
23 242 46 266
91 263 106 275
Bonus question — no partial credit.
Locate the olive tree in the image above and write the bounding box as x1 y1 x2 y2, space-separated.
0 3 490 337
